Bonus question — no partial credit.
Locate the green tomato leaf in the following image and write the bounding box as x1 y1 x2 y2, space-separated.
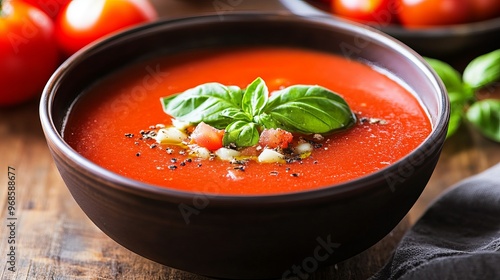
425 57 464 94
222 121 260 147
466 99 500 142
263 85 356 134
161 83 244 129
463 49 500 91
242 77 268 116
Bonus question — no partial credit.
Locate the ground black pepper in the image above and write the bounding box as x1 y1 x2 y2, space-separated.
234 166 245 172
168 165 177 170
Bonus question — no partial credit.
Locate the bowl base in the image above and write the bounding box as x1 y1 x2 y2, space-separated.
166 216 410 280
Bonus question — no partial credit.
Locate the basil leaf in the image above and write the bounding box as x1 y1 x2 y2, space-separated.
446 91 466 138
220 108 252 122
463 49 500 91
222 121 260 147
161 83 243 129
425 57 477 139
466 99 500 142
425 57 464 93
263 85 356 134
242 77 268 116
254 113 281 129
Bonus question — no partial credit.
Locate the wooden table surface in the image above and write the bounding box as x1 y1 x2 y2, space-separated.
1 1 499 279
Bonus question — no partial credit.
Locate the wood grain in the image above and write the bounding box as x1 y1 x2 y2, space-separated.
1 1 499 279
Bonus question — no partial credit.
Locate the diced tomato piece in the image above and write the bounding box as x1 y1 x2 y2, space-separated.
191 122 224 151
259 128 294 149
239 146 260 157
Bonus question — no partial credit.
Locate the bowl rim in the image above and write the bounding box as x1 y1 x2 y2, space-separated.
39 12 449 205
379 16 500 38
298 0 500 37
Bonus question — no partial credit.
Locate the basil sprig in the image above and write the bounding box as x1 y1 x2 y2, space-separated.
425 57 474 138
463 49 500 91
425 48 500 142
161 77 356 147
466 100 500 142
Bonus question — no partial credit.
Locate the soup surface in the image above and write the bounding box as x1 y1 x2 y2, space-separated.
64 47 432 195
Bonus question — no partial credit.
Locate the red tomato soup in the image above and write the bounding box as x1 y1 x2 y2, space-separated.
63 47 432 195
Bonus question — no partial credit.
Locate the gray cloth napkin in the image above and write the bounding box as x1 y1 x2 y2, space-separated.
370 163 500 280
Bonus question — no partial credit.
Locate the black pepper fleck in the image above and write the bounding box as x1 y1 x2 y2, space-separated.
168 165 177 170
180 162 186 167
171 158 178 163
230 159 248 165
150 144 157 149
270 171 279 176
313 143 323 149
291 173 299 177
135 152 141 157
234 166 246 172
197 163 202 167
125 133 134 138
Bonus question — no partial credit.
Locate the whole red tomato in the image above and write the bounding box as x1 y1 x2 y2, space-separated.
21 0 70 20
55 0 157 57
332 0 399 25
398 0 472 27
0 0 59 106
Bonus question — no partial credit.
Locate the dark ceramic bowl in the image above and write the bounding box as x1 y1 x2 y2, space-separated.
40 13 449 279
294 0 500 57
